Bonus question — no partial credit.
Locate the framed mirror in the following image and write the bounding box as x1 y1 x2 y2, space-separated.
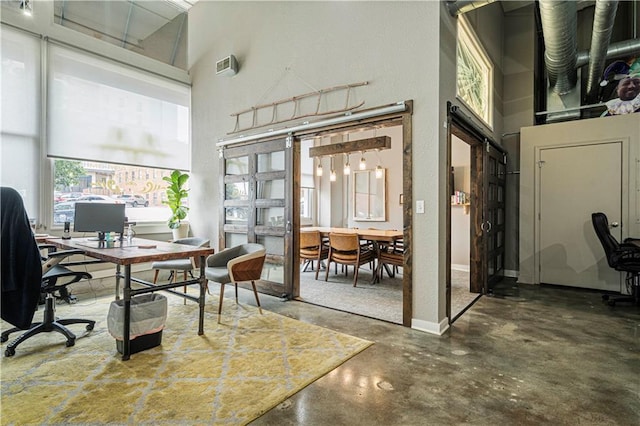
353 169 386 221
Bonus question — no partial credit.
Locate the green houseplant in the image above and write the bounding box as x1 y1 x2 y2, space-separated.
163 170 190 234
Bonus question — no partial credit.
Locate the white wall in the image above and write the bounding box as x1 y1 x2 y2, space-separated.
188 1 444 332
519 113 640 284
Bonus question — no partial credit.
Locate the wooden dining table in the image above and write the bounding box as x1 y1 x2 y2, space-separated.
300 227 403 283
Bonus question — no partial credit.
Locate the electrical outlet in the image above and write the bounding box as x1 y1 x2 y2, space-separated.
416 200 425 214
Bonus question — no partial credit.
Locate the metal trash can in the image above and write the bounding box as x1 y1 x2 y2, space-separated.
107 294 167 354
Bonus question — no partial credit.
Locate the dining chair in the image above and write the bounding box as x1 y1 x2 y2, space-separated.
300 230 329 280
151 237 210 301
376 242 404 280
325 232 375 287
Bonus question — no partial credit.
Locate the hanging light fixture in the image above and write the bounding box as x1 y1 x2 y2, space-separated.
375 149 383 178
316 157 323 177
20 0 32 16
343 153 351 175
330 156 337 182
359 151 367 170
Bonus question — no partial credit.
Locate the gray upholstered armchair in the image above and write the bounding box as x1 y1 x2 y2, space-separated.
205 243 266 323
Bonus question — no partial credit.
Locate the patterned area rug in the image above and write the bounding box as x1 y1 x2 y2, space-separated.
0 293 372 425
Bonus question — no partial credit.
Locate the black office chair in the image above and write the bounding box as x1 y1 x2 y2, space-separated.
591 212 640 306
1 187 95 357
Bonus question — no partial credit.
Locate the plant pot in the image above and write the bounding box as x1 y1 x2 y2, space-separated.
172 222 190 240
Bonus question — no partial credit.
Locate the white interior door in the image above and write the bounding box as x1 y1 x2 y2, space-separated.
538 142 622 291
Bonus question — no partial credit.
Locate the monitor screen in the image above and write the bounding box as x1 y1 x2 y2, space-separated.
73 202 126 240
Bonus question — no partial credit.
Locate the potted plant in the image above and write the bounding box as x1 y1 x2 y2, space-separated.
163 170 190 239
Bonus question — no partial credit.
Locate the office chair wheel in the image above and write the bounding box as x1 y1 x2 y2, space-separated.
5 347 15 357
86 323 95 331
0 335 8 343
65 338 75 348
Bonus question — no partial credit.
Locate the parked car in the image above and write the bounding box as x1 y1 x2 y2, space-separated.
76 195 122 203
53 201 76 224
116 194 149 207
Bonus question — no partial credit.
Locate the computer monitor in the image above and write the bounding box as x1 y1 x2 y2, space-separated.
73 202 126 241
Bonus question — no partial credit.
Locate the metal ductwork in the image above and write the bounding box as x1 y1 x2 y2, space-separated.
539 0 578 95
576 39 640 68
585 0 619 102
447 0 497 16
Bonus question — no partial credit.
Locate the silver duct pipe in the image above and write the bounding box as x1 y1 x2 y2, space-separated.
539 0 578 94
576 39 640 68
447 0 497 16
586 0 619 101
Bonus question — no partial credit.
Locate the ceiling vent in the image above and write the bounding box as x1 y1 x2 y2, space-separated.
216 55 238 76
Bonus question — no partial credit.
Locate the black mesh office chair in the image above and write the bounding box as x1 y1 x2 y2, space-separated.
591 212 640 306
1 187 95 356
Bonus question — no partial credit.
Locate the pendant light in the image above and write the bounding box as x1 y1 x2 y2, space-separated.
375 149 383 178
343 153 351 175
330 155 337 182
359 151 367 170
316 158 323 177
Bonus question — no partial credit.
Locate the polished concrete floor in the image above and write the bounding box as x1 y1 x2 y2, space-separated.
249 279 639 425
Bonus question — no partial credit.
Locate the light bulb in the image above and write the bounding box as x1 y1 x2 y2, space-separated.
316 163 323 177
343 162 351 175
375 165 384 179
359 156 366 170
330 170 337 182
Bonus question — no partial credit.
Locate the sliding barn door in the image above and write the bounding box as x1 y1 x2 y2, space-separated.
483 142 506 293
220 136 296 298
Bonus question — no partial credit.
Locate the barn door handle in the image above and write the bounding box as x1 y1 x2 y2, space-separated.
486 221 492 232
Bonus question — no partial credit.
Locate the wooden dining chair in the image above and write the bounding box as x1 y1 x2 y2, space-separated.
300 230 329 280
376 242 404 280
325 232 375 287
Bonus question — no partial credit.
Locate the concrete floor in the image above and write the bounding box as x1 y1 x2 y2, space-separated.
249 279 639 425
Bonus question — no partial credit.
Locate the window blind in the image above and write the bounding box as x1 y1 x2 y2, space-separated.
47 45 190 170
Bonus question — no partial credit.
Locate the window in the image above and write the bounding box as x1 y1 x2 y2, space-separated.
53 159 184 225
0 28 41 217
45 44 190 226
456 16 493 129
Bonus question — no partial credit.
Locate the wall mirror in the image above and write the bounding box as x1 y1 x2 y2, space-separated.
353 169 386 221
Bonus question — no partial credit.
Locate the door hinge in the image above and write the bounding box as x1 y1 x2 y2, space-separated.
485 141 490 152
286 136 293 148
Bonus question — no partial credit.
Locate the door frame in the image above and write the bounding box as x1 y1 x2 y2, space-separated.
447 103 505 323
292 103 414 326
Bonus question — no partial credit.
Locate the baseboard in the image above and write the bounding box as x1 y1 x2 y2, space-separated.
411 317 449 335
451 264 470 272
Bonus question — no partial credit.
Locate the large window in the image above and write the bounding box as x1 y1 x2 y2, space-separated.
0 27 40 217
53 160 184 226
46 44 190 226
456 16 493 129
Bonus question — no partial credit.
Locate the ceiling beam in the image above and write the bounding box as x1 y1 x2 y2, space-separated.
309 136 391 158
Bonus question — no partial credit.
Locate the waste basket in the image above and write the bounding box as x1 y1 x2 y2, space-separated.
107 294 167 354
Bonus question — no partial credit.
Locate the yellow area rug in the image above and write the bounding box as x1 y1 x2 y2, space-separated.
1 293 372 425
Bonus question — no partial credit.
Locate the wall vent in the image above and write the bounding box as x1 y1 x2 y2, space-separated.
216 55 238 76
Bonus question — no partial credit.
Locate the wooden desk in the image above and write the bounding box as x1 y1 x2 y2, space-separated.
301 227 403 283
45 237 214 360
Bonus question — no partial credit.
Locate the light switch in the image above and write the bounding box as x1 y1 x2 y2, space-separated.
416 200 425 214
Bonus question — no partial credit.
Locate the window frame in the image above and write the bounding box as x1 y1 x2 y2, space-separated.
456 16 494 130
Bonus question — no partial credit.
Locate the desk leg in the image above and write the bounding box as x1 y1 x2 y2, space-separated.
122 265 131 361
198 255 206 335
115 264 121 300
